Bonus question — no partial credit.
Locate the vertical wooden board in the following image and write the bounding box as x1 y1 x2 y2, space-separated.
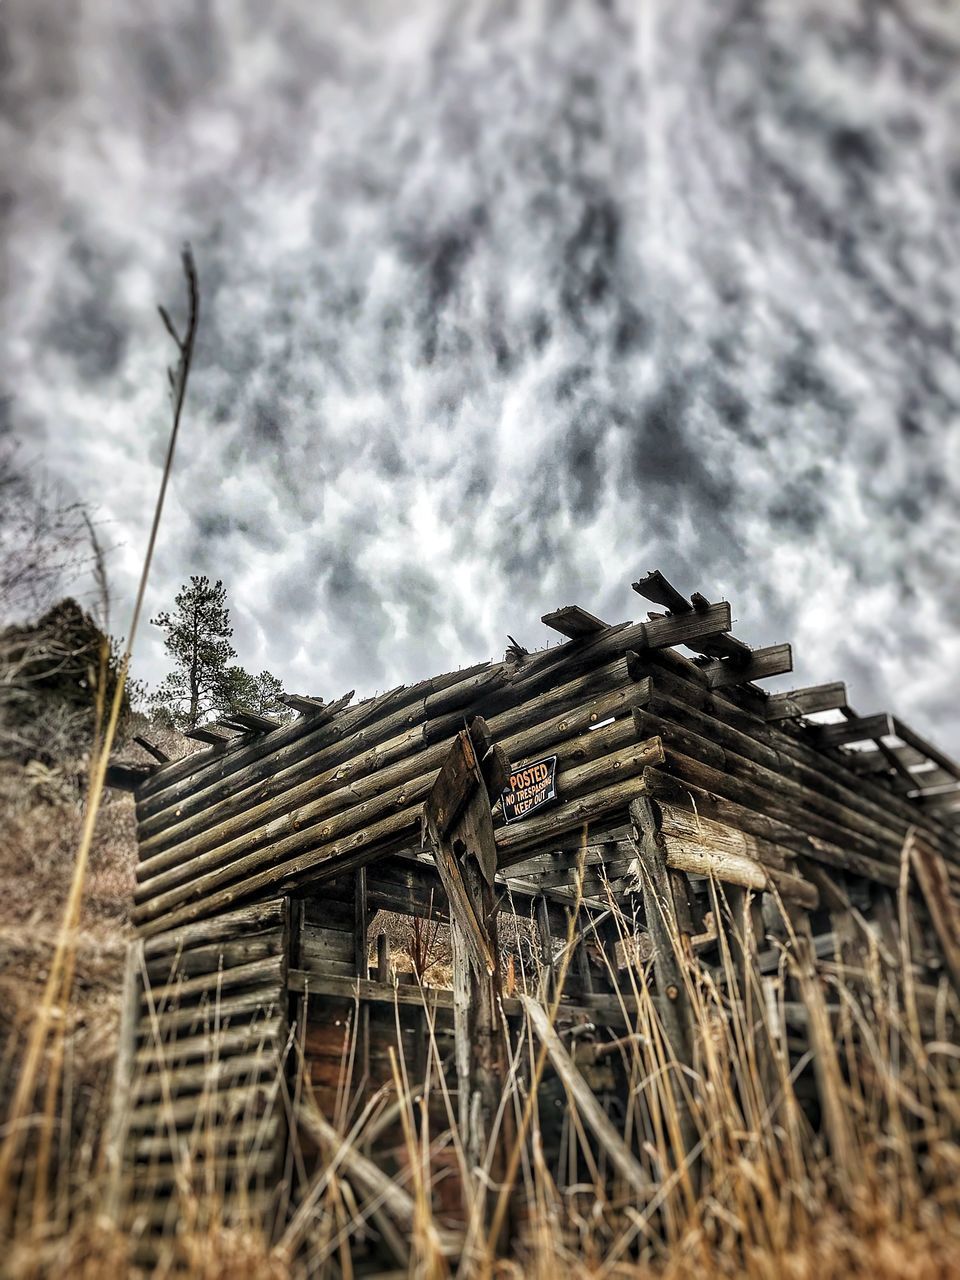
910 838 960 996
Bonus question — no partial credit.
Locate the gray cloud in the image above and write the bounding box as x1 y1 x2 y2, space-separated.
1 0 958 750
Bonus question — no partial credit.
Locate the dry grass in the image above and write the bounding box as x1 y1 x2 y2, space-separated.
2 776 959 1277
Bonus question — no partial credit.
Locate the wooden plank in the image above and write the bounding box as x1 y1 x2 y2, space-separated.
521 996 651 1194
294 1102 463 1258
282 694 328 716
423 724 511 1222
230 711 282 733
786 903 861 1184
104 940 143 1219
909 838 960 996
134 1018 283 1068
133 735 170 764
893 717 960 783
627 798 698 1165
684 631 753 663
628 800 693 1062
765 682 847 721
912 785 960 813
697 643 793 689
184 727 232 746
641 601 731 650
815 713 893 747
632 570 692 614
142 900 284 960
541 605 609 639
105 763 154 792
845 743 929 775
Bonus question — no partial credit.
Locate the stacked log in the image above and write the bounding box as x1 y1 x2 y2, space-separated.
111 899 290 1251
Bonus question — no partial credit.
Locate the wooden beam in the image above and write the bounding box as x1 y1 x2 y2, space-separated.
423 722 512 1237
815 713 893 747
132 735 170 764
639 601 732 651
696 643 793 690
294 1102 462 1259
632 570 692 614
912 785 960 814
627 797 697 1164
226 710 280 733
684 631 753 663
785 903 861 1185
183 726 232 746
521 996 652 1195
281 694 328 716
765 682 847 721
541 605 608 639
909 838 960 996
893 717 960 783
287 969 642 1027
105 762 155 792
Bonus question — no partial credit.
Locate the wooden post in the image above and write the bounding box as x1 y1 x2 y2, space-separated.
376 933 390 983
423 720 513 1242
536 894 555 999
627 797 697 1162
909 837 960 997
104 939 143 1221
786 901 861 1185
355 868 370 1090
628 798 693 1064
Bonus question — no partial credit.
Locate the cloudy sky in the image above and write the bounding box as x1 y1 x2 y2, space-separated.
3 1 959 750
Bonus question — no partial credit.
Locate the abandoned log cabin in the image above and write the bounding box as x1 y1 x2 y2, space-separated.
106 569 960 1266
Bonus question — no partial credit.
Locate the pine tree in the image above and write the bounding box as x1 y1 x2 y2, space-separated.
215 667 292 721
149 576 237 730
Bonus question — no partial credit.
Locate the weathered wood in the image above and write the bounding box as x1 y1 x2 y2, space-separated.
145 955 285 1005
521 996 651 1194
640 767 901 887
696 643 793 689
627 798 698 1173
136 659 650 876
424 728 509 1186
127 1079 282 1132
661 744 911 871
131 1115 280 1162
132 1049 281 1102
628 800 693 1064
658 829 818 909
185 727 233 746
376 933 390 983
684 630 752 663
541 605 609 639
295 1101 463 1256
142 899 284 960
912 785 960 813
136 984 284 1036
640 667 960 863
226 710 281 733
136 686 359 813
133 730 665 933
145 935 282 982
133 736 170 764
632 570 692 614
281 693 328 716
893 717 960 783
765 682 847 721
134 1018 282 1068
910 838 960 996
104 940 143 1219
786 903 861 1183
105 763 155 792
815 714 894 747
